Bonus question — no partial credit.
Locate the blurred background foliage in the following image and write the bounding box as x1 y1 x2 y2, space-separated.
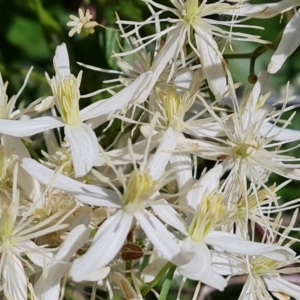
0 0 300 299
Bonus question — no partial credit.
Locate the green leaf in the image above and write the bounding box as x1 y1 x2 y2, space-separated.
6 16 50 60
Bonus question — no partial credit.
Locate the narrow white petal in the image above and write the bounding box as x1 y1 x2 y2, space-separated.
186 165 223 212
2 135 42 201
141 257 169 283
70 210 133 282
169 153 193 190
34 224 90 300
80 71 153 122
177 239 227 291
0 117 63 137
21 240 53 267
149 26 183 85
2 253 27 300
268 10 300 73
194 27 227 98
54 43 70 78
135 209 185 266
260 121 300 141
205 232 295 261
263 275 300 299
21 158 121 207
94 138 157 166
152 199 188 235
64 123 99 177
147 127 178 180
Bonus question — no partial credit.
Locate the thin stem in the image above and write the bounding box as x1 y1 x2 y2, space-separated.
158 264 176 300
141 261 174 297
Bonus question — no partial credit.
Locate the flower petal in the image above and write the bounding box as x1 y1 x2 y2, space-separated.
34 224 90 300
21 158 121 207
134 209 186 266
194 27 227 98
268 10 300 73
186 165 223 212
70 210 133 282
205 232 295 261
263 275 300 299
80 71 153 122
2 253 27 300
177 238 227 291
0 117 63 137
152 199 188 235
64 123 99 177
147 127 178 180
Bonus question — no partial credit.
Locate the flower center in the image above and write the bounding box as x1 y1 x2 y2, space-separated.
0 200 15 246
188 193 224 242
182 0 198 24
234 140 259 159
251 256 282 277
122 169 155 212
55 74 81 125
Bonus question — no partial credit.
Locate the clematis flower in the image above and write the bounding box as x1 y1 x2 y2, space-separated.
0 164 69 300
67 8 98 37
212 211 300 300
21 126 186 282
116 0 268 98
158 165 296 291
0 43 152 177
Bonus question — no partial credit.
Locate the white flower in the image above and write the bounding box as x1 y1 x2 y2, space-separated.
21 127 186 281
0 44 152 177
116 0 267 98
159 165 297 291
67 8 98 37
0 165 69 300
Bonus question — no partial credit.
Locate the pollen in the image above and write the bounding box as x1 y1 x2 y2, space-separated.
56 74 81 125
188 193 224 242
122 169 154 209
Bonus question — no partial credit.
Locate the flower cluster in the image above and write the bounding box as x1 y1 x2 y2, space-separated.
1 1 300 299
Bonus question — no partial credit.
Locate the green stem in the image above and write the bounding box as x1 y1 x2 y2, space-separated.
125 260 132 283
141 262 174 297
158 264 176 300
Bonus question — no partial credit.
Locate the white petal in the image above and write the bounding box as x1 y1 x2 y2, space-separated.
177 239 227 290
194 27 227 98
2 253 27 300
34 224 90 300
134 209 185 266
141 257 169 283
205 232 296 261
186 165 223 212
70 210 133 282
21 158 121 207
54 43 70 78
149 26 183 85
0 117 63 137
64 123 99 177
268 10 300 73
80 71 153 122
147 127 178 180
152 199 188 235
2 135 42 201
260 121 300 141
94 138 157 166
82 267 111 281
263 275 300 299
20 240 53 267
169 152 193 190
